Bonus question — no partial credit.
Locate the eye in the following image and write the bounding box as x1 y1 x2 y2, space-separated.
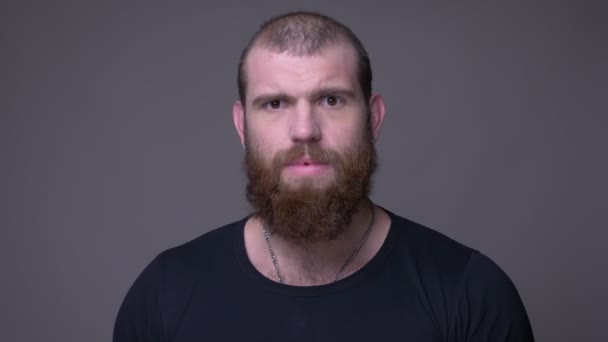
270 100 281 109
321 95 343 107
264 99 283 110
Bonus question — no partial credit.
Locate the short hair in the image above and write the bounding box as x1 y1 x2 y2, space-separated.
237 11 372 106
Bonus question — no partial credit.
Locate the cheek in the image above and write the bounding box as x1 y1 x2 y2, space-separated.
325 123 367 150
245 130 283 165
247 118 291 148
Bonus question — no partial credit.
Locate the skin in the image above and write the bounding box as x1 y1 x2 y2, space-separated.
232 42 391 285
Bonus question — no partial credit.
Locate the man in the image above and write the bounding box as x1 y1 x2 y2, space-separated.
114 11 534 341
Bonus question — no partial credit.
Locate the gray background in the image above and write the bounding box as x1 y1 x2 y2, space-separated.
2 1 606 341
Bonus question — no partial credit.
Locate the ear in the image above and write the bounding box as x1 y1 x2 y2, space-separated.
232 100 246 146
368 94 386 140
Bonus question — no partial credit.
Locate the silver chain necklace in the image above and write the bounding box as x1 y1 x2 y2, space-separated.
262 202 377 284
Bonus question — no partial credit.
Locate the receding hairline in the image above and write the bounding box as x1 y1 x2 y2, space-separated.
237 11 373 105
242 37 359 75
250 12 349 56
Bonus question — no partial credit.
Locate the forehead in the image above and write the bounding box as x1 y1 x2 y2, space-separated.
242 44 360 101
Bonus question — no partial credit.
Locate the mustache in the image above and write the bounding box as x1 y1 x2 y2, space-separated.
272 143 340 166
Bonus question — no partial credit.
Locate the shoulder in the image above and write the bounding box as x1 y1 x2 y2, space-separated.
385 209 523 297
384 209 533 341
122 215 248 290
158 216 247 269
453 252 534 340
113 217 249 342
385 209 475 277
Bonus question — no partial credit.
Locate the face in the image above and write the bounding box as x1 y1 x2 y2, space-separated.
235 43 381 188
233 43 386 241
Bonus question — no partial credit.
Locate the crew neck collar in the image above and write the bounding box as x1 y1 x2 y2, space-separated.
234 208 399 297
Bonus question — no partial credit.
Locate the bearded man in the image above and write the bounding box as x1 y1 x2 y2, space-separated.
114 11 534 341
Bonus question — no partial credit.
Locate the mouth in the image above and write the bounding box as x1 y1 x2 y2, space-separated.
284 156 330 176
286 156 328 167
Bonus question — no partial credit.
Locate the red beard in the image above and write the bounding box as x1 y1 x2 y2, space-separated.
244 129 377 243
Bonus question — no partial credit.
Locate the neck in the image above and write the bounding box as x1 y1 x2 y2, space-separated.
245 199 385 286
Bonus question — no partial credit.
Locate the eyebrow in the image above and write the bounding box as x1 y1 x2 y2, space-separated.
250 87 358 108
251 93 295 108
310 87 358 101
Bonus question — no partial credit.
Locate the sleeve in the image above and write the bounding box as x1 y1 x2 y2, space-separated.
113 254 165 342
451 252 534 342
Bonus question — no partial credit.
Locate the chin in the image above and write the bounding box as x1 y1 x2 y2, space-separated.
280 176 335 191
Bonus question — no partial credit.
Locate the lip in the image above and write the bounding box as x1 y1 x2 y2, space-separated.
285 157 329 167
283 157 330 176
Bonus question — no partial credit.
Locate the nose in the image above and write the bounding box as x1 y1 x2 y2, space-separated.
288 102 321 143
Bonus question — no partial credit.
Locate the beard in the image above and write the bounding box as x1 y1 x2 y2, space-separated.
244 128 377 243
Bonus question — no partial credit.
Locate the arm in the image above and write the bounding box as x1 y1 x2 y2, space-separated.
451 252 534 342
113 255 164 342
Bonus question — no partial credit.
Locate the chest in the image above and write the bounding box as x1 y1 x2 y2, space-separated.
169 282 445 342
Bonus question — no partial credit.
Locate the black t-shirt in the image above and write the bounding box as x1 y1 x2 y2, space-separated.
114 210 534 341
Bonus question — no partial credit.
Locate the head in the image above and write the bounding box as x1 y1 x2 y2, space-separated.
232 12 386 243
